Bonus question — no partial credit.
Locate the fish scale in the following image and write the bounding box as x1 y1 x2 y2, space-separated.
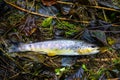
8 40 99 56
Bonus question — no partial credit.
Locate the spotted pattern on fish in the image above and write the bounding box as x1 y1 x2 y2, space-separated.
8 40 99 56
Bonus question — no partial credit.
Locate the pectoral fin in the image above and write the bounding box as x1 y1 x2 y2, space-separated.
47 50 57 56
77 48 93 54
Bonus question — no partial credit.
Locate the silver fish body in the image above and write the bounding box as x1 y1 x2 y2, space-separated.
8 40 99 56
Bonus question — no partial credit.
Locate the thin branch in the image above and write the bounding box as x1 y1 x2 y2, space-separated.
4 0 120 25
4 0 89 24
57 1 120 12
57 1 73 5
88 5 120 12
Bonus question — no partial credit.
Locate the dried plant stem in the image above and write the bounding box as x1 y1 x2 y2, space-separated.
4 0 89 24
56 1 120 13
0 48 26 72
57 1 73 5
89 5 120 12
4 0 120 26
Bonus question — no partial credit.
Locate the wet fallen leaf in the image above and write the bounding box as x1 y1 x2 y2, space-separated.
61 57 77 67
54 29 65 39
112 43 120 50
38 5 59 16
98 0 120 9
19 15 37 36
21 25 37 36
60 4 72 15
107 37 116 45
88 20 112 30
81 29 98 43
81 20 112 45
66 67 85 80
90 30 107 45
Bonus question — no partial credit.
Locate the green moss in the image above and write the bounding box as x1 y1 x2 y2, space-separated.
57 21 79 37
41 17 53 27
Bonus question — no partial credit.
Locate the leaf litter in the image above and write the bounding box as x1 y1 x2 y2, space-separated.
0 0 120 80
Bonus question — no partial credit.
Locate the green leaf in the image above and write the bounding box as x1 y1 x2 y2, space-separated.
41 17 53 27
82 64 88 71
60 67 66 72
55 67 66 75
55 68 61 75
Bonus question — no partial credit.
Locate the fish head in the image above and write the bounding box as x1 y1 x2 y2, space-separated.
77 44 99 55
87 46 99 54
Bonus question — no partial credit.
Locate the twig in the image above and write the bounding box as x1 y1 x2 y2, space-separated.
57 1 120 13
102 9 108 22
4 0 89 24
88 5 120 12
77 58 115 62
4 0 120 26
107 78 120 80
112 24 120 27
9 73 20 79
57 1 73 5
0 48 27 72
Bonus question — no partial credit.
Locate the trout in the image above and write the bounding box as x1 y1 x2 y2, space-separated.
8 40 99 56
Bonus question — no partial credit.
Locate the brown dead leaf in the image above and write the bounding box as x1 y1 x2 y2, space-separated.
41 0 57 6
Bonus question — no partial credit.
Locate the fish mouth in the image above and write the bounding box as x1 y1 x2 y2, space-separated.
90 47 100 54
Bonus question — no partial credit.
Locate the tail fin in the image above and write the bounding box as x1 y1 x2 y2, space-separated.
8 42 23 53
8 45 19 53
